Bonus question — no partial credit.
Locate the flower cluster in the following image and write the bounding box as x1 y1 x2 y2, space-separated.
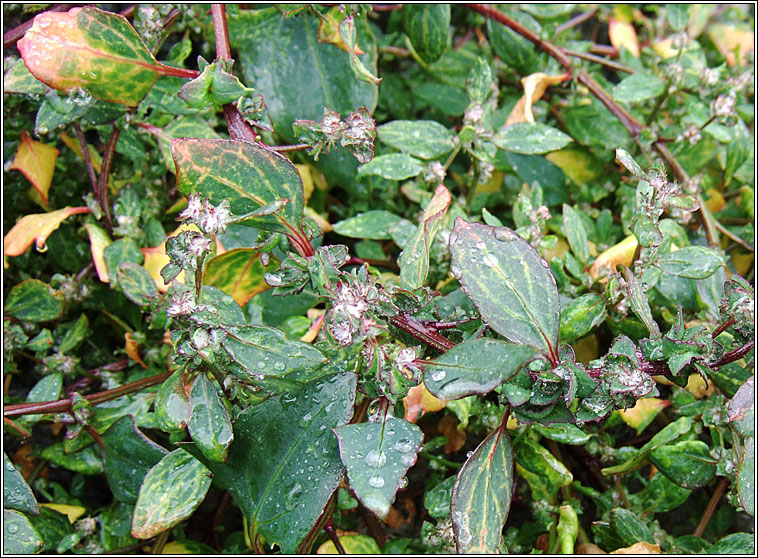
293 107 377 163
326 275 385 346
178 194 234 235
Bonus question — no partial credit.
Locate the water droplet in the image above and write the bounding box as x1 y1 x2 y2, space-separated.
256 361 266 369
7 523 19 534
399 477 409 489
368 475 385 488
483 253 498 267
449 264 462 279
273 361 285 372
395 438 414 453
494 228 516 242
36 242 48 253
430 369 446 382
366 449 386 468
37 125 49 135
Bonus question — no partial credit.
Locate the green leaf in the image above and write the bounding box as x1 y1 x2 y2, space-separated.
532 424 592 445
562 204 589 265
41 443 103 475
4 279 63 322
28 507 72 554
17 6 176 106
658 246 725 279
178 60 253 109
4 57 50 95
332 210 404 240
486 8 541 75
423 338 535 400
737 436 754 516
610 508 653 546
494 122 572 155
335 417 424 518
451 424 513 553
466 57 495 105
696 265 727 322
202 248 270 307
4 453 39 515
667 5 690 31
514 437 573 490
399 184 452 289
377 120 454 159
158 115 221 173
602 416 693 475
188 373 233 463
117 262 158 306
624 267 661 338
59 313 88 354
403 4 450 64
186 372 356 554
104 237 143 285
613 74 666 103
229 8 378 145
131 449 212 539
708 533 755 555
172 138 305 234
357 153 424 180
222 325 327 379
449 220 560 360
557 504 579 554
424 475 457 519
649 440 716 489
644 472 691 513
559 294 607 343
101 415 168 503
339 15 381 85
154 369 192 433
615 148 646 178
3 509 44 554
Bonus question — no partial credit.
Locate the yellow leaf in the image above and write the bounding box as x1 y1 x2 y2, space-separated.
546 148 602 184
403 382 446 423
506 415 519 430
505 72 568 126
296 164 315 203
609 19 640 58
9 130 60 205
305 207 333 234
686 373 714 399
651 38 679 60
730 251 753 277
4 206 90 257
589 235 638 281
60 131 102 173
300 312 325 343
141 244 173 293
541 236 570 262
707 24 754 66
573 334 599 366
619 398 670 434
83 223 111 282
704 188 725 213
40 503 86 524
576 542 608 554
125 332 147 369
610 542 661 554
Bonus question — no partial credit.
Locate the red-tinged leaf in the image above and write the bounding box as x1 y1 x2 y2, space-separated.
9 130 60 205
4 206 90 257
171 138 305 235
451 423 513 553
17 6 195 107
402 383 446 423
399 184 452 289
202 248 273 307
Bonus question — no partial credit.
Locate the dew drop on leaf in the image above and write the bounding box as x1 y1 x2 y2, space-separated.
368 474 385 488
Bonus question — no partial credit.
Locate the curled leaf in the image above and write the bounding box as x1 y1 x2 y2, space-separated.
83 223 111 282
589 235 638 281
609 18 640 57
9 131 60 205
505 72 568 126
4 206 90 257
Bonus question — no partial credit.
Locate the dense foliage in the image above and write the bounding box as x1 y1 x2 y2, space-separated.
3 4 755 555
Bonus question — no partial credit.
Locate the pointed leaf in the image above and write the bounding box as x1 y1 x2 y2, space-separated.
505 72 566 126
450 220 559 360
3 509 44 555
613 73 666 103
185 372 356 554
399 184 452 289
559 293 607 343
4 279 63 322
332 210 404 240
451 424 513 553
83 223 111 282
357 153 424 180
335 417 423 518
562 204 589 265
377 120 454 159
727 376 754 437
4 206 90 257
101 416 168 504
624 267 661 338
494 122 572 155
9 131 59 205
649 441 716 489
18 6 180 106
188 373 233 463
403 4 450 64
172 138 304 234
131 449 211 539
221 325 327 378
116 262 158 306
423 338 535 400
4 453 39 516
658 246 725 279
202 248 271 306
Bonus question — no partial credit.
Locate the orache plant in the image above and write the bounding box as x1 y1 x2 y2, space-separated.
3 3 754 555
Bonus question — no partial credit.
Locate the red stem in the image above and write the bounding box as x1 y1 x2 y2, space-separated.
4 370 171 418
391 313 456 352
98 124 120 230
711 339 754 368
155 64 200 79
212 4 231 61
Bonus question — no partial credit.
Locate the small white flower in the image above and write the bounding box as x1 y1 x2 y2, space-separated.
179 193 204 222
712 92 736 118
